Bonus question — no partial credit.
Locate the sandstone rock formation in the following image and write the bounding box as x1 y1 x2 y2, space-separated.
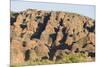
10 9 95 65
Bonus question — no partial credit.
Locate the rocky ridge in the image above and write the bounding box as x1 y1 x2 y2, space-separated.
10 9 95 65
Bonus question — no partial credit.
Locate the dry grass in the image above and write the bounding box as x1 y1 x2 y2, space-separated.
10 53 94 67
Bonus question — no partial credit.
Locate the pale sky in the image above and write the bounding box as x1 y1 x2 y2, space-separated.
11 0 95 19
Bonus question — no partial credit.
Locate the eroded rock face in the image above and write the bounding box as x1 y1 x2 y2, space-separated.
11 39 24 65
34 42 50 60
10 9 95 65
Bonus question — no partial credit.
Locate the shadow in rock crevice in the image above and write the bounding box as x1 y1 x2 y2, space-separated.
30 14 51 39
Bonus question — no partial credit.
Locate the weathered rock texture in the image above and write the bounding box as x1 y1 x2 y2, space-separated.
10 9 95 65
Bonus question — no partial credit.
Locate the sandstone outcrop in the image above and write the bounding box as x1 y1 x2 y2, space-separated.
10 9 95 65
